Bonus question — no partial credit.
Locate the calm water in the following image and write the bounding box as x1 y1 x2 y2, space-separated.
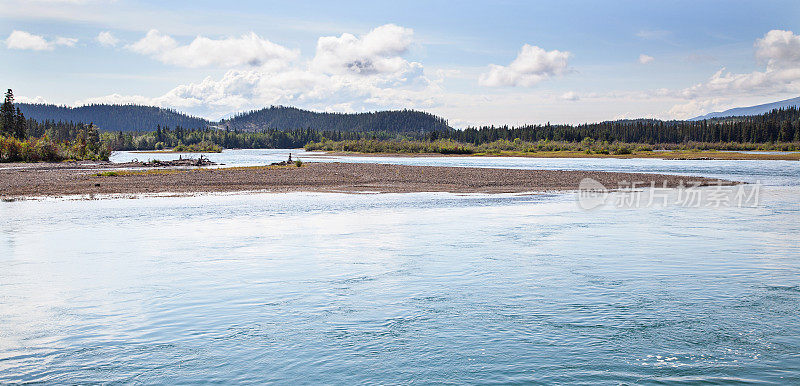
2 151 799 383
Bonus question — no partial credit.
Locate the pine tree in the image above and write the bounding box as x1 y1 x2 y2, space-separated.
14 107 27 139
1 89 15 137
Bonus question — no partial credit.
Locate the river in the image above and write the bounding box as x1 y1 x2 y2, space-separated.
1 150 798 383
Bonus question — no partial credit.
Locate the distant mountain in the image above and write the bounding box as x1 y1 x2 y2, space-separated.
221 106 451 132
17 103 210 132
690 96 800 121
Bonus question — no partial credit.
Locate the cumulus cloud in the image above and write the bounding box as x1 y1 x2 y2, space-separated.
666 30 800 119
96 31 119 47
80 67 441 119
755 29 800 70
54 36 77 47
5 30 50 50
685 30 800 97
311 24 415 75
479 44 571 87
83 24 440 119
638 54 654 64
127 29 298 69
667 98 725 119
4 30 77 51
127 29 176 55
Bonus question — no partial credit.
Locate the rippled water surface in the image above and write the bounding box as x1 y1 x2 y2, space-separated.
2 151 799 383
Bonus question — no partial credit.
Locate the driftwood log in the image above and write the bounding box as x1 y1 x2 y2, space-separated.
139 155 216 167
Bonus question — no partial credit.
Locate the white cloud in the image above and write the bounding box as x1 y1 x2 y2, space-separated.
16 95 48 104
666 98 725 119
78 66 441 119
127 29 298 69
87 24 437 118
638 54 654 64
126 29 177 55
666 29 800 119
96 31 119 47
4 30 77 50
311 24 415 76
684 30 800 97
479 44 571 87
5 30 51 50
54 36 78 47
755 29 800 70
561 91 579 101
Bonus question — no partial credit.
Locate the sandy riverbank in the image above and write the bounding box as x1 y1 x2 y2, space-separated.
0 161 734 199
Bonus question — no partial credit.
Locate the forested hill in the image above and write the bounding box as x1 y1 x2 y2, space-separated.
17 103 210 132
220 106 452 132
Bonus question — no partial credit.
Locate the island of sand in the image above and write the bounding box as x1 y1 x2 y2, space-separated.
0 161 738 200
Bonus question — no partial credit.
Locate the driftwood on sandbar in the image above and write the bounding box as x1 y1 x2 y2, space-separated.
139 155 217 167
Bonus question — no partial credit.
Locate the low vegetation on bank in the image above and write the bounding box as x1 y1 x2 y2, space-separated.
1 89 109 163
150 140 222 153
305 139 475 154
305 138 800 156
0 135 110 162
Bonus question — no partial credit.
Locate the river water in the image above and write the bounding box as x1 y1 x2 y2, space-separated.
1 150 798 383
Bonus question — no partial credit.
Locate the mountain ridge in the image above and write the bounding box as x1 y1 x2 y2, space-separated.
220 106 451 132
17 103 452 133
690 96 800 121
17 103 210 132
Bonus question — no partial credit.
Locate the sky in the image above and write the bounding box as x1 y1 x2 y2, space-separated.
2 0 800 126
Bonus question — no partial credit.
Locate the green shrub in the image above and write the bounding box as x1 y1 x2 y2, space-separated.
1 135 109 163
172 141 222 153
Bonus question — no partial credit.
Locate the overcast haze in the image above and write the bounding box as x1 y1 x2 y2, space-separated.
2 0 800 126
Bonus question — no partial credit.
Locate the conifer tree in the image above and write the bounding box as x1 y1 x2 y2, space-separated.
14 107 27 139
1 89 15 137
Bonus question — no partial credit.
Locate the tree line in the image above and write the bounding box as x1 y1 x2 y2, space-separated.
5 85 800 158
102 126 413 151
70 105 800 153
443 107 800 144
1 89 109 162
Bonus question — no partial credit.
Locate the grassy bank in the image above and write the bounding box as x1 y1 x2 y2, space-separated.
305 139 474 154
305 138 800 160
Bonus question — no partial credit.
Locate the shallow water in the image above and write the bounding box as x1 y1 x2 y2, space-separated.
2 151 799 383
